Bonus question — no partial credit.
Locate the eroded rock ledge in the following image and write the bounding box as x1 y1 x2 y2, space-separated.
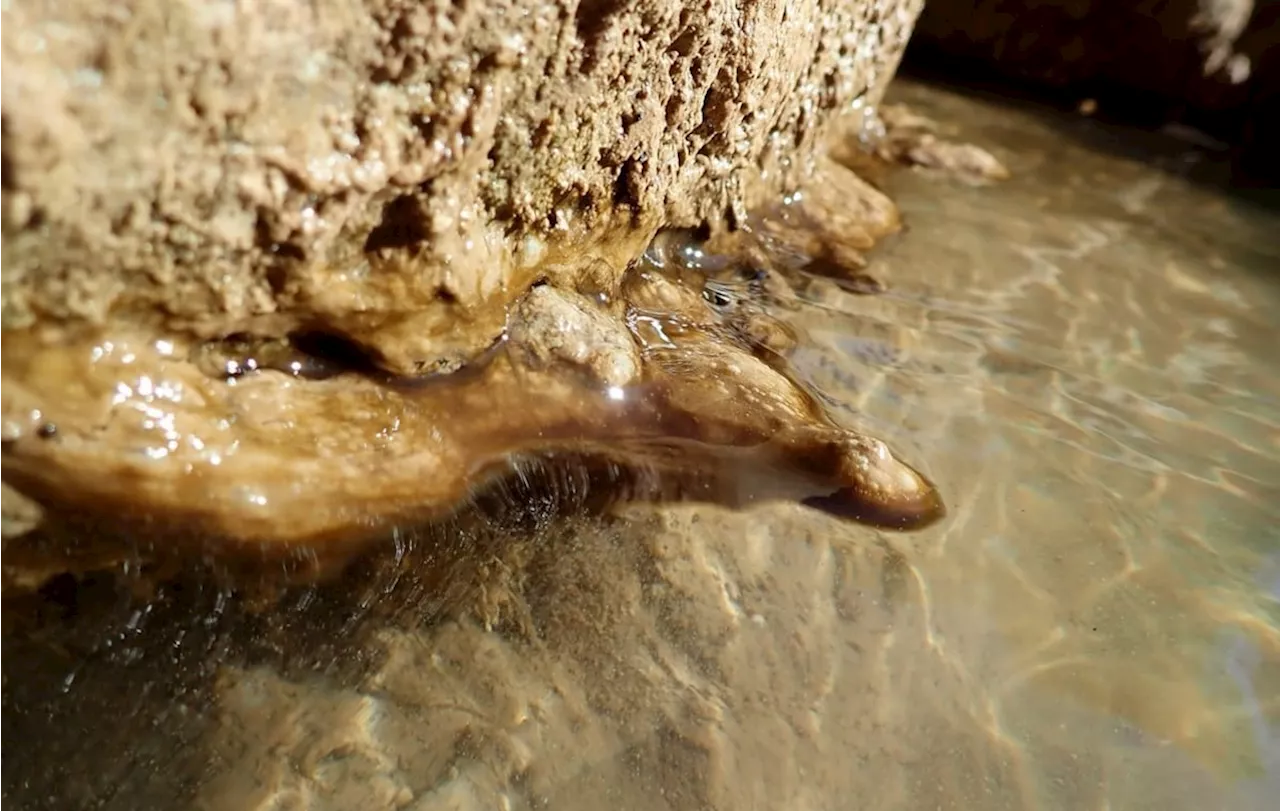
2 159 946 587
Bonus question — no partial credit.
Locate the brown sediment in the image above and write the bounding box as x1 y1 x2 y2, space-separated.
1 165 943 590
1 296 942 571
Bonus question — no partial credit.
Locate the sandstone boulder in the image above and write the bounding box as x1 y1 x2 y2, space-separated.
2 0 922 373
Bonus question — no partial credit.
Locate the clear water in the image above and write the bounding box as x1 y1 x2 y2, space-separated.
785 80 1280 810
4 80 1278 811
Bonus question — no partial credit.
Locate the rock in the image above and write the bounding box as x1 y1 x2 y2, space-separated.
1 484 42 540
0 1 933 585
1 0 924 374
907 0 1279 181
875 104 1009 183
0 172 943 592
508 284 640 388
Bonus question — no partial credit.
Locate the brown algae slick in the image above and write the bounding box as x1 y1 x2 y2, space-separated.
1 197 944 585
0 177 942 588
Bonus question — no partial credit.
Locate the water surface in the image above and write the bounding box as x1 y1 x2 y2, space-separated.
792 80 1280 810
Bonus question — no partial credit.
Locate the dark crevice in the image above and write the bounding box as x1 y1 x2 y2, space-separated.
364 194 428 253
1 144 17 192
574 0 623 73
269 242 306 261
409 113 435 142
286 330 385 379
252 215 306 262
265 265 290 296
668 28 697 57
612 160 642 210
574 0 621 44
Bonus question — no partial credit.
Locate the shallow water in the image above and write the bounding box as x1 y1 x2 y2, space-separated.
5 80 1280 811
790 81 1280 809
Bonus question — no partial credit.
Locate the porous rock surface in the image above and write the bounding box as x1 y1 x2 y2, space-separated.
2 0 922 373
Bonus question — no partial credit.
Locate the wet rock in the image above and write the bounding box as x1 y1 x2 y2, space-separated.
0 179 944 592
875 104 1010 183
2 0 924 375
190 334 355 381
1 2 935 589
732 310 800 357
508 284 639 388
1 483 41 540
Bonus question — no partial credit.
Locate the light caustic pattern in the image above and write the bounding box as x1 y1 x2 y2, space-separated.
784 82 1280 810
